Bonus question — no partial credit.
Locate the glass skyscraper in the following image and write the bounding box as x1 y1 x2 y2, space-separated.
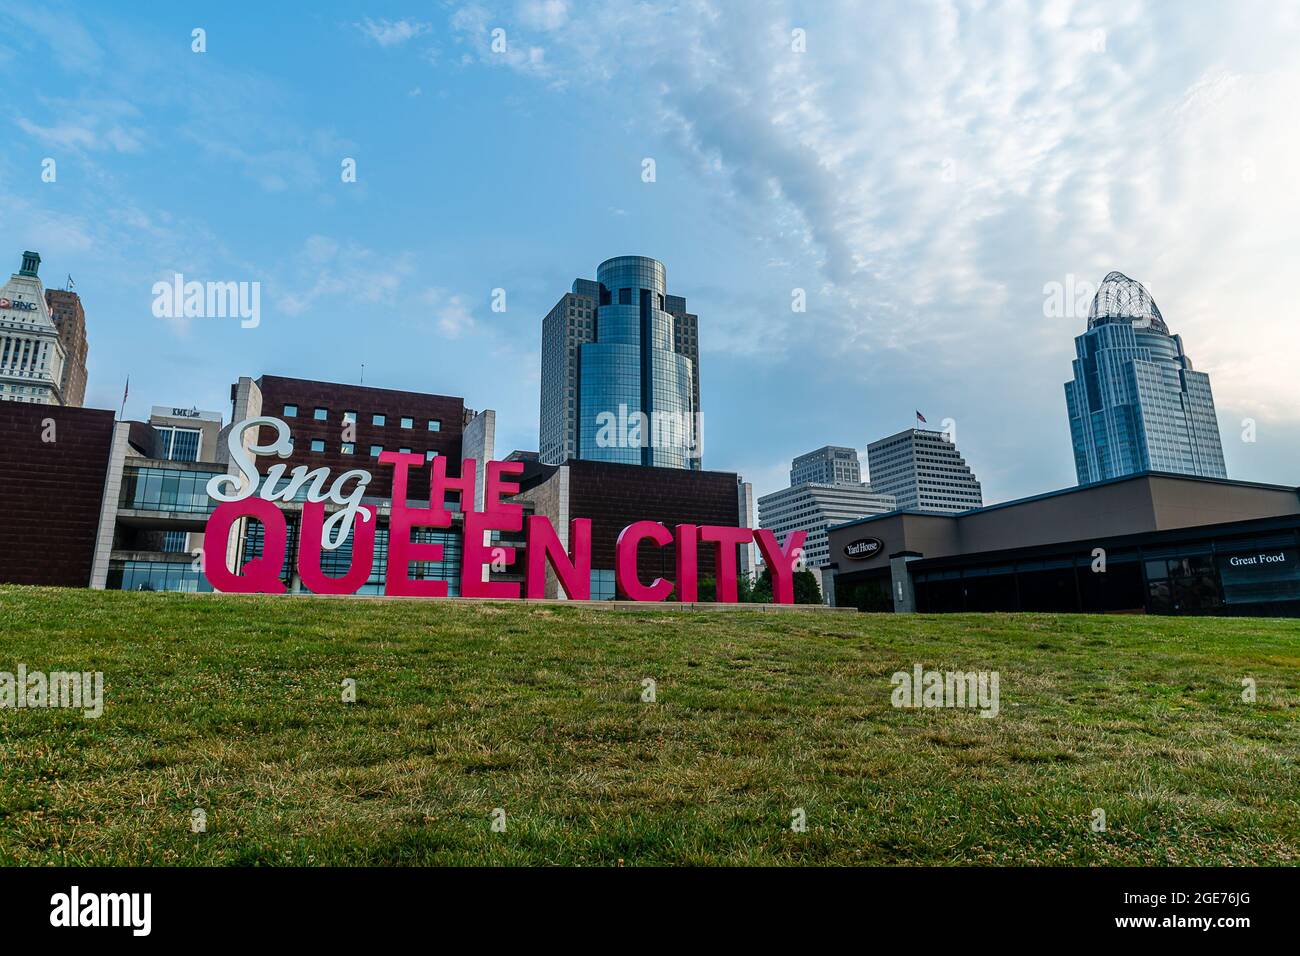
1065 272 1227 484
540 256 701 469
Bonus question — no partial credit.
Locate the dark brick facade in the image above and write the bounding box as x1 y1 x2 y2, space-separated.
0 403 115 587
565 459 741 582
44 288 90 408
249 376 466 499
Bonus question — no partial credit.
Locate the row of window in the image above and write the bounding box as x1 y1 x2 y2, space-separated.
155 426 201 462
281 404 441 431
304 439 439 461
121 467 226 513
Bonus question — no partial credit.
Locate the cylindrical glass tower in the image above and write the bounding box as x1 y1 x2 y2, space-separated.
578 256 697 468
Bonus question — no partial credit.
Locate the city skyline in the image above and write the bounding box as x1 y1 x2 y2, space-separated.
3 1 1298 508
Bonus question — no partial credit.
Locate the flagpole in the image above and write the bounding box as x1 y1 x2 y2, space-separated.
119 376 129 422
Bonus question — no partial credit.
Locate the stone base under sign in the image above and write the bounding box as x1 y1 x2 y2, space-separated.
180 592 858 612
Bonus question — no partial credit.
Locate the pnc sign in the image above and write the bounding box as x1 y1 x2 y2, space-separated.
844 537 884 561
200 417 807 604
0 297 38 312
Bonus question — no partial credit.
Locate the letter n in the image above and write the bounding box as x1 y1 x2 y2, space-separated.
525 517 591 599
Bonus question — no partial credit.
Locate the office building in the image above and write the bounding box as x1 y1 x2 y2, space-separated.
758 481 896 571
45 286 90 407
736 477 756 580
867 428 983 514
147 405 224 553
151 405 223 463
790 445 861 486
0 251 68 406
540 256 701 470
1065 271 1227 484
826 471 1300 617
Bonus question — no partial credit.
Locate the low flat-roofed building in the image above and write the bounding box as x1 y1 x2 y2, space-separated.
826 471 1300 616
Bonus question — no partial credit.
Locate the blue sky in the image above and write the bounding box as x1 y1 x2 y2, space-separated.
3 0 1298 505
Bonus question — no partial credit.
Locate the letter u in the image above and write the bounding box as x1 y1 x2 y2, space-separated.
297 503 376 594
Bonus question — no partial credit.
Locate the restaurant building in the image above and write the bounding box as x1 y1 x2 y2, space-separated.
825 471 1300 617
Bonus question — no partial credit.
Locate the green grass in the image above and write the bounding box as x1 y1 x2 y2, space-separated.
1 585 1298 866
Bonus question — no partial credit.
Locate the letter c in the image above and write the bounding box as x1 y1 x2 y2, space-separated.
615 521 674 601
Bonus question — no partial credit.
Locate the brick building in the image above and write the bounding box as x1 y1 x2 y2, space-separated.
230 375 470 500
0 402 116 586
44 287 90 407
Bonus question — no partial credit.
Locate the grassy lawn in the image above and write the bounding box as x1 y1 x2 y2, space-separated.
1 584 1297 866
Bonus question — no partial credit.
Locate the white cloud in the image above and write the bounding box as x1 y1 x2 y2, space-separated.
421 288 477 338
517 0 569 32
275 237 412 317
451 3 552 80
16 98 144 154
449 0 1300 496
354 18 431 47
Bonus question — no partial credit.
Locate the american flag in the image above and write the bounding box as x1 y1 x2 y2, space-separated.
915 410 927 423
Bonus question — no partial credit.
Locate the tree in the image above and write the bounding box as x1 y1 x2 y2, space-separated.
749 567 821 604
792 569 822 605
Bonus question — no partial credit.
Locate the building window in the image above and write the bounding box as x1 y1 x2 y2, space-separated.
400 447 412 455
155 426 202 462
590 569 616 600
314 408 327 421
119 466 224 514
107 559 214 593
310 439 325 452
428 419 441 432
370 445 383 457
283 404 298 417
372 413 386 426
400 416 414 429
618 288 632 305
343 411 357 425
162 530 189 553
425 450 438 461
341 443 355 455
